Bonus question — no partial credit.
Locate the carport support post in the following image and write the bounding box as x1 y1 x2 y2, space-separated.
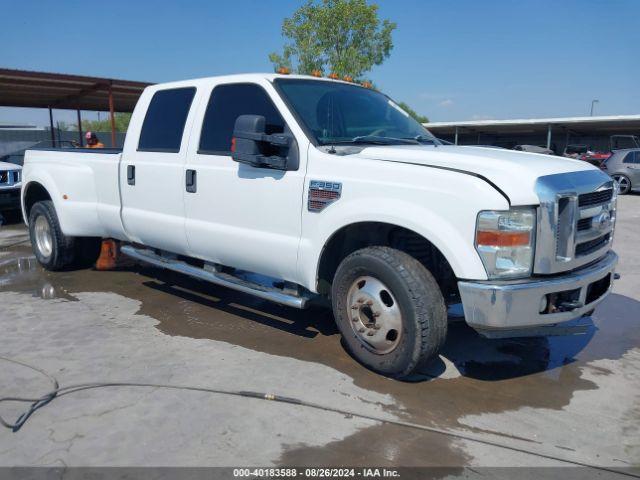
76 109 83 146
546 124 552 150
48 107 56 148
108 82 116 147
454 126 459 145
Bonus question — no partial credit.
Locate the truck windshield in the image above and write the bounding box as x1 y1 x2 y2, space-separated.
275 79 439 146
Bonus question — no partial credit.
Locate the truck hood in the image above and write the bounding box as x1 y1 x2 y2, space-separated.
356 145 597 205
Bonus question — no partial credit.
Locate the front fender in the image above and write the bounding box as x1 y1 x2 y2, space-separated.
298 196 500 292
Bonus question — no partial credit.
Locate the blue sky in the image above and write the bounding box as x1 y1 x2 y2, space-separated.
1 0 638 126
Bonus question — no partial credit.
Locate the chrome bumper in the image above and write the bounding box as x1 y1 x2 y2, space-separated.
458 251 617 336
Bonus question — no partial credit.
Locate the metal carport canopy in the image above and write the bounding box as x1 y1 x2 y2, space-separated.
0 68 152 146
423 115 640 135
0 68 151 112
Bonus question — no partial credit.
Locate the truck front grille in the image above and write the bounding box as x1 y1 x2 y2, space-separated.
576 233 610 256
0 170 20 185
534 171 615 274
577 218 592 231
578 188 613 207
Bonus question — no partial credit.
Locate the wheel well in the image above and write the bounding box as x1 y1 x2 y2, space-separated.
317 222 459 303
24 182 52 219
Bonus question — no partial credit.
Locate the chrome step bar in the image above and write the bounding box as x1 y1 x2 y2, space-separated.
120 245 313 309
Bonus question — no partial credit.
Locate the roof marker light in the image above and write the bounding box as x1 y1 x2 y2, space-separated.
277 67 291 74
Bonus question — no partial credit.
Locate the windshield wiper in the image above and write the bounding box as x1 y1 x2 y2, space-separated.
345 135 420 145
411 135 439 145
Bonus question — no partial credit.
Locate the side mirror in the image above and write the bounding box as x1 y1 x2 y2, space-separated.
231 114 293 170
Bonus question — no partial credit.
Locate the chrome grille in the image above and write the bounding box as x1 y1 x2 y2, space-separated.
534 170 615 274
576 233 610 256
578 188 613 207
577 218 591 231
0 169 20 186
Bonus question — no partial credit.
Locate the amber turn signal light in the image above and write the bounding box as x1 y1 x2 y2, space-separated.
476 230 531 247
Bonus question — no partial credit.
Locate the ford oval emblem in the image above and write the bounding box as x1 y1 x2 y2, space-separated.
594 211 611 232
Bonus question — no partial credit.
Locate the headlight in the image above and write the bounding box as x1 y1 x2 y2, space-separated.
475 208 536 279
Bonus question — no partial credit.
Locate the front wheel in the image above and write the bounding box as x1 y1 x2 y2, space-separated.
331 246 447 378
613 174 632 195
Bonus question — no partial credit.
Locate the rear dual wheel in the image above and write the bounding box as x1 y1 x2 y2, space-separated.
29 200 101 270
331 246 447 379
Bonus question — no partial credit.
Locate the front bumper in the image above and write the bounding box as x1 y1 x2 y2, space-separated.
0 187 20 209
458 251 617 336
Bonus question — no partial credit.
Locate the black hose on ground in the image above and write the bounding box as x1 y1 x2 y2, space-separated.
0 356 637 478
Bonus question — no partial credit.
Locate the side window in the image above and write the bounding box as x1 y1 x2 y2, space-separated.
623 152 635 164
635 152 640 164
199 83 285 154
138 87 196 152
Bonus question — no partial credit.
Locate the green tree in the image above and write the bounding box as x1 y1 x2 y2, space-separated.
269 0 396 78
397 102 429 124
82 113 132 133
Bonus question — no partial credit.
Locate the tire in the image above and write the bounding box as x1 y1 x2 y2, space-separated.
331 246 447 378
28 200 76 270
613 174 632 195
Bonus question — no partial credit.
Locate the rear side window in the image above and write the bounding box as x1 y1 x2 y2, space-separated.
623 152 636 164
138 87 196 152
199 83 285 154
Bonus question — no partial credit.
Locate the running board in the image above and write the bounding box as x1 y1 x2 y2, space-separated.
120 245 313 309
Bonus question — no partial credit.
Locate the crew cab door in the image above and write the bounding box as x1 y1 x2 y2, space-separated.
120 86 198 254
183 81 307 281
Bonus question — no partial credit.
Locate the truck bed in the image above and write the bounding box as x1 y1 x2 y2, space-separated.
22 148 127 239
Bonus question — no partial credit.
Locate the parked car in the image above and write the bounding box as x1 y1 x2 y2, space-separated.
580 151 611 167
0 161 22 218
513 145 554 155
563 144 610 166
21 73 618 378
601 148 640 194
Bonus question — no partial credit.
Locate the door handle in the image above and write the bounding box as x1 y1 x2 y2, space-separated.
127 165 135 185
186 169 197 193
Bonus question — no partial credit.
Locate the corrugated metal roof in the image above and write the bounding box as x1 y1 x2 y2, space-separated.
424 115 640 135
424 114 640 128
0 68 152 112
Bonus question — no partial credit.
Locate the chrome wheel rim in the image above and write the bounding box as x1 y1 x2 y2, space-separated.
346 276 402 354
614 175 630 194
34 215 53 258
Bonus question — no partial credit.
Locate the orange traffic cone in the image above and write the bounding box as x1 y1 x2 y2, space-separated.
95 239 120 271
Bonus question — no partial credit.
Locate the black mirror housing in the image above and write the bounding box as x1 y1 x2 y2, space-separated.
231 114 297 170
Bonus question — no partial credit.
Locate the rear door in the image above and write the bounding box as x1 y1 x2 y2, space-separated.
120 86 198 254
182 81 307 281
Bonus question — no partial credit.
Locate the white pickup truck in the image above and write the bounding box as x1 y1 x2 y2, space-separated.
21 73 618 378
